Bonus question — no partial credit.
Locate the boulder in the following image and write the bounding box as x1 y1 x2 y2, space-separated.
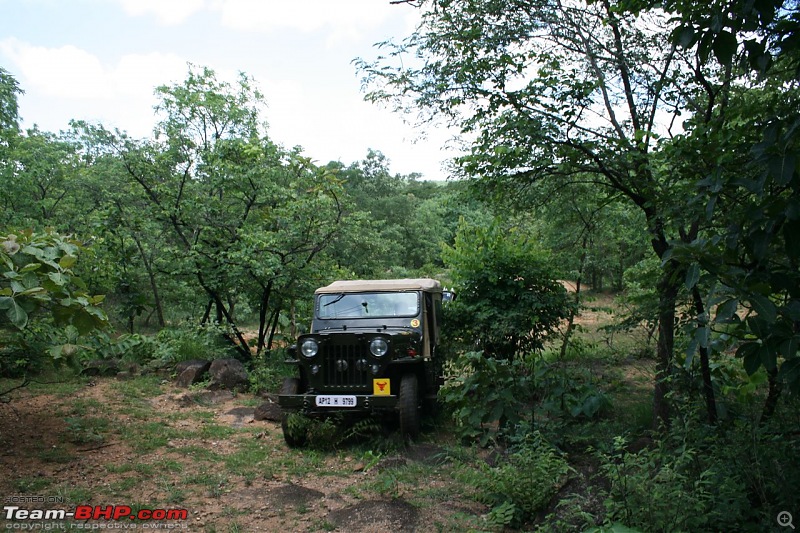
174 359 211 388
81 359 121 376
254 395 282 422
207 358 249 391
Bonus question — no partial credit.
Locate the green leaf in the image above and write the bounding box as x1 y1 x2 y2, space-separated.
58 254 78 270
19 263 43 273
780 337 799 360
685 263 700 290
713 30 738 65
749 294 777 322
769 153 796 186
18 287 46 297
715 298 739 323
5 298 29 329
47 272 67 286
674 26 695 48
742 345 762 375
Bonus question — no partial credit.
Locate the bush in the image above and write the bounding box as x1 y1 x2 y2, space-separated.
478 431 571 528
534 358 612 420
439 351 533 445
443 219 571 359
248 349 294 395
599 413 800 532
152 323 237 365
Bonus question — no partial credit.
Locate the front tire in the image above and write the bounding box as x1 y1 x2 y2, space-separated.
280 377 307 448
398 374 420 440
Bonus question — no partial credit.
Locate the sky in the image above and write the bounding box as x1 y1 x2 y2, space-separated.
0 0 458 180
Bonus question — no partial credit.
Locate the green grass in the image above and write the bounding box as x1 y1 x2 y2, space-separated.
52 486 93 504
192 422 238 440
13 477 53 492
109 375 164 400
63 415 109 445
124 421 182 453
37 446 75 464
173 445 223 461
106 462 136 474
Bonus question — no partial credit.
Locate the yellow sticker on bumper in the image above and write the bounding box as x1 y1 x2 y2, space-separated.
373 379 391 396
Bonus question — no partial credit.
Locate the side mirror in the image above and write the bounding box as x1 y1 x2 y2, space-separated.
442 290 456 302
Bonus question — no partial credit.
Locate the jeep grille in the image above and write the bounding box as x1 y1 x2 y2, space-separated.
321 343 370 390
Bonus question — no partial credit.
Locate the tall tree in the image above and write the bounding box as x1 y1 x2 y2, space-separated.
658 0 800 413
77 66 344 357
358 0 715 425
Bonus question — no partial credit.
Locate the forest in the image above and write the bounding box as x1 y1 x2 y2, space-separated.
1 0 799 531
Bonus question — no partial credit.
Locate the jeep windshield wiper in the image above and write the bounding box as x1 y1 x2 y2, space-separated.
323 294 345 307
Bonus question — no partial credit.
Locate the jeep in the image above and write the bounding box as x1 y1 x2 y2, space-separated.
277 278 445 446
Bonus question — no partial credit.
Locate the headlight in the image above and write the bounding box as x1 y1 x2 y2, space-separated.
301 339 319 358
369 338 389 357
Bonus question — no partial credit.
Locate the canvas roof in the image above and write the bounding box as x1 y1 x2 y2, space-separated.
315 278 442 294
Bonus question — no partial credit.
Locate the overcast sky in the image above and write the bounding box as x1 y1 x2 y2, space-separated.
0 0 458 180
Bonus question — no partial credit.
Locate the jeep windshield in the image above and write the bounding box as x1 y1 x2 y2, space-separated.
317 291 419 319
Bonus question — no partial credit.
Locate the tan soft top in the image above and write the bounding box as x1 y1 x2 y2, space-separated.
315 278 442 294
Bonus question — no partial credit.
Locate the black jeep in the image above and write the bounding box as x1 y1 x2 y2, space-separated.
277 278 445 446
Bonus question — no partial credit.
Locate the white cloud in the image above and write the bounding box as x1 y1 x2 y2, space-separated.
0 38 110 99
117 0 206 25
0 38 185 136
260 76 457 179
208 0 412 44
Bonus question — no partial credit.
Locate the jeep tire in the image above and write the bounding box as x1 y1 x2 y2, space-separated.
398 373 420 439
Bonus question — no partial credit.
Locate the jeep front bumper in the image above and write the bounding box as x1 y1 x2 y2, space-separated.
277 393 399 413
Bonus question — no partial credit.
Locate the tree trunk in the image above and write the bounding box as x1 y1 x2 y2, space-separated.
692 286 717 424
560 236 588 359
257 281 273 356
132 233 165 328
653 263 680 429
267 305 281 351
201 300 213 325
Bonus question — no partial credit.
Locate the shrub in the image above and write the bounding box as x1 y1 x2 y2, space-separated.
534 359 612 420
153 323 236 365
439 351 532 445
478 431 571 528
442 219 571 360
248 349 294 395
598 412 800 532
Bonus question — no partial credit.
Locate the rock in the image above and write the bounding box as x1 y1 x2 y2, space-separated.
254 398 282 422
174 359 211 388
207 358 249 391
81 359 121 376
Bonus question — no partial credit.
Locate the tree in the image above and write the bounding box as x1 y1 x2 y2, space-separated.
1 228 108 380
76 66 345 357
358 0 715 425
0 127 80 228
657 0 800 416
0 67 21 134
0 67 22 216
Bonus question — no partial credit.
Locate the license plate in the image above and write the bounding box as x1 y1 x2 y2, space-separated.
315 395 357 408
